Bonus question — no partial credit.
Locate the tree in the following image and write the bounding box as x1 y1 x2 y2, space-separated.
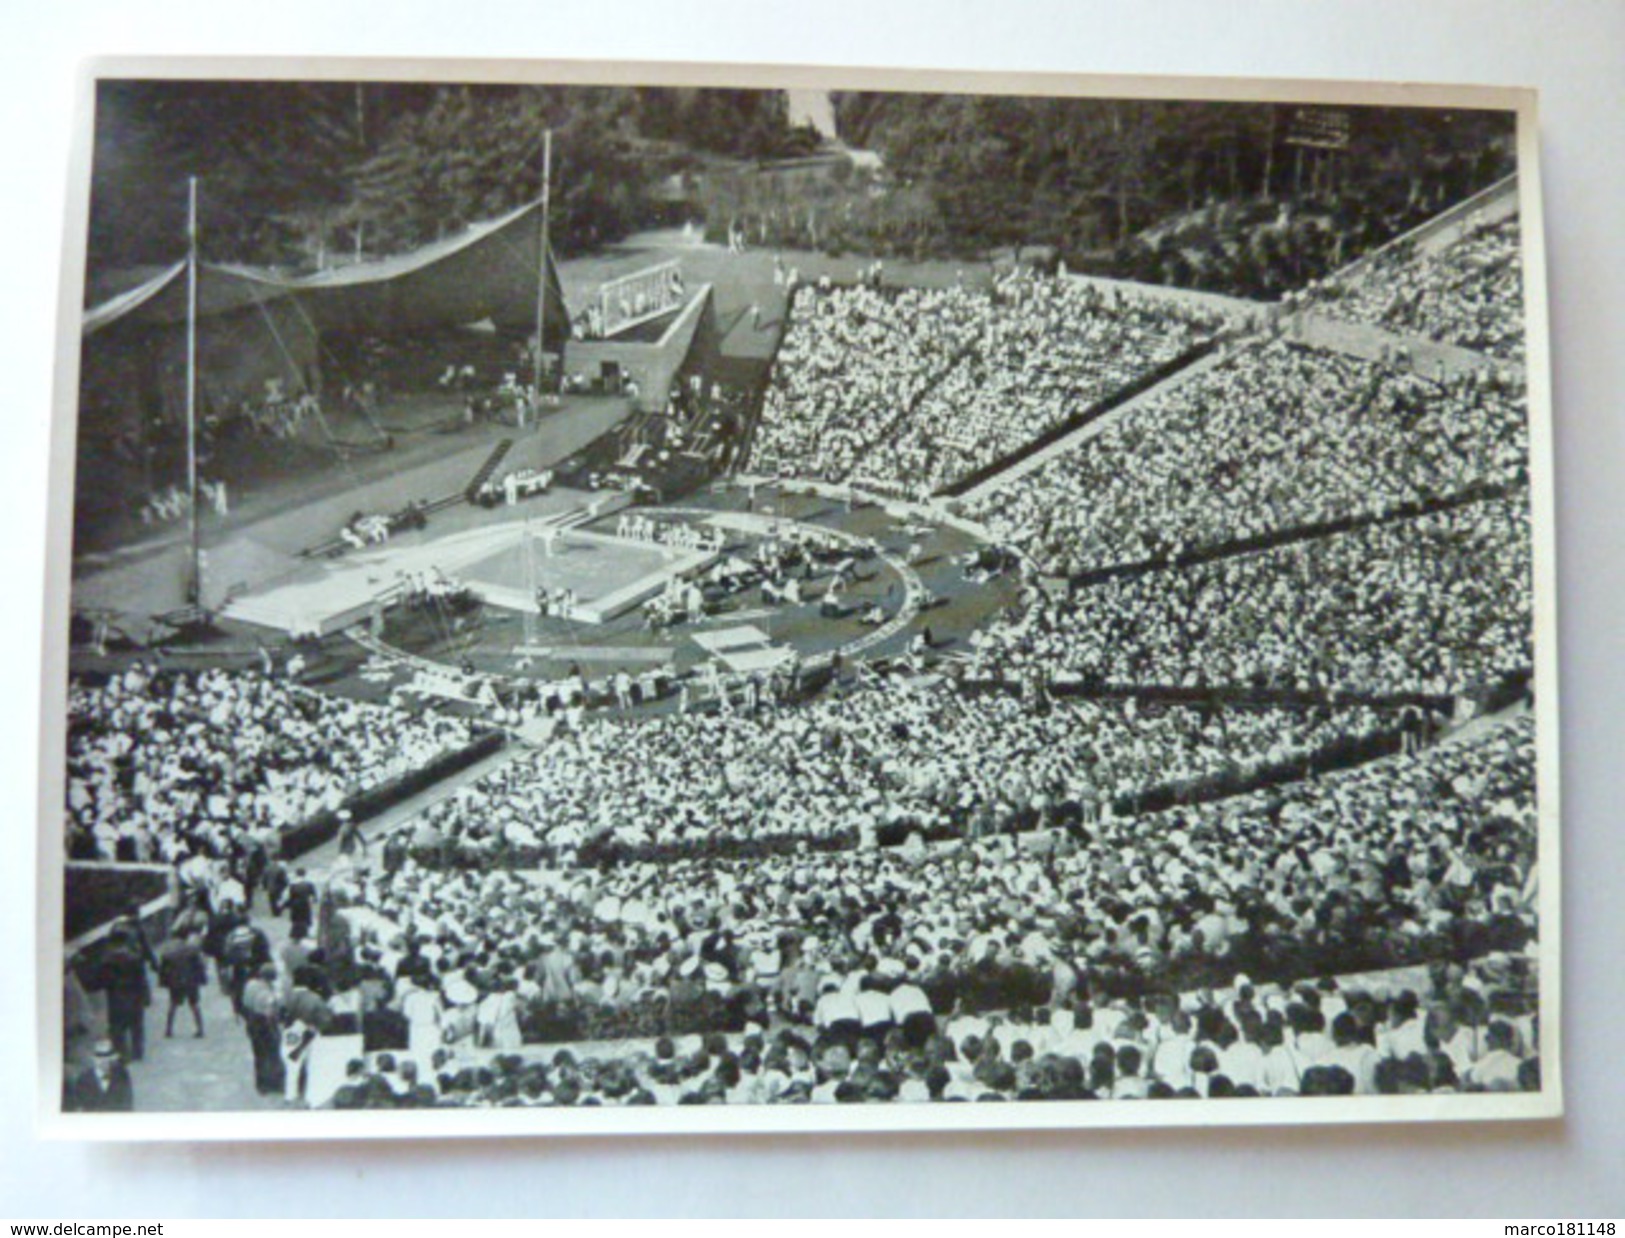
347 86 655 256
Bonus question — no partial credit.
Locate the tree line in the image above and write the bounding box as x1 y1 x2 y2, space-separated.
88 81 1515 302
88 82 815 273
823 93 1514 295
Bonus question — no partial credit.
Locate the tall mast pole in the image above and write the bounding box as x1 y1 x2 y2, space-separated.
530 128 553 429
185 176 202 607
523 516 537 646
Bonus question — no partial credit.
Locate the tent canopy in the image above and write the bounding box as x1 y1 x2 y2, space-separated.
82 262 302 336
83 199 571 346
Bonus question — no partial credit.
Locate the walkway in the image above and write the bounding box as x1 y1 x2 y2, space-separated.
1063 482 1514 590
87 738 523 1114
1284 311 1519 380
72 400 631 621
953 344 1232 506
127 930 272 1113
303 742 525 866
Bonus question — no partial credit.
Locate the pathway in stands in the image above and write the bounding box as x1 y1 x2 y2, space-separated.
307 743 527 869
1061 271 1268 322
953 345 1232 507
1434 696 1532 751
120 742 524 1113
1284 312 1517 380
1061 483 1512 591
127 890 280 1113
953 308 1515 515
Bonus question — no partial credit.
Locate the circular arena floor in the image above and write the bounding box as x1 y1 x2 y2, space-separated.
365 482 1018 690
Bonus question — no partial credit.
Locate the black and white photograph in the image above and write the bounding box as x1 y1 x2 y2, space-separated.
39 60 1559 1138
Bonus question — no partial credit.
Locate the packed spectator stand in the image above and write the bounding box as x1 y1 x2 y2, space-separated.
63 200 1544 1112
1313 213 1525 363
65 665 479 864
969 498 1532 699
964 338 1528 578
751 273 1226 496
393 687 1396 864
295 713 1535 1106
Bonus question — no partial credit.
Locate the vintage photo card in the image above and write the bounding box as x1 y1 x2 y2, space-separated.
38 57 1560 1139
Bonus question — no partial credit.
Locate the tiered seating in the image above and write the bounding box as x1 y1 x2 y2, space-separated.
399 686 1395 863
64 666 477 863
323 715 1536 1104
1316 214 1525 361
965 339 1528 576
974 499 1532 698
102 205 1541 1115
754 274 1223 494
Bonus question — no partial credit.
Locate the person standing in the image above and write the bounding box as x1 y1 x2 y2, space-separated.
63 1040 134 1113
336 811 368 862
261 853 289 916
157 927 207 1038
96 921 152 1064
242 839 269 911
219 916 271 1015
279 977 335 1105
240 964 287 1098
381 832 408 877
400 976 445 1058
476 977 523 1051
285 869 317 940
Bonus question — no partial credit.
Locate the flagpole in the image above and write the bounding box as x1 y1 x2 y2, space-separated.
530 128 553 429
185 176 201 607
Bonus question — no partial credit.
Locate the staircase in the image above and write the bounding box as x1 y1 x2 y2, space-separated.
464 438 516 504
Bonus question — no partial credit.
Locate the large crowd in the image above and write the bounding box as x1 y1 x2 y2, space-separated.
376 949 1539 1107
1316 214 1525 362
65 666 478 863
66 694 1536 1109
263 711 1536 1106
972 499 1533 698
752 274 1223 495
67 206 1545 1116
965 340 1528 576
399 684 1395 862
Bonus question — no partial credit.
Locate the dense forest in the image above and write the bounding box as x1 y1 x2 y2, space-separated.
89 81 1515 300
88 82 814 273
826 93 1514 294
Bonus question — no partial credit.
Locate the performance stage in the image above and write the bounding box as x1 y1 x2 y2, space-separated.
455 524 717 623
221 496 715 636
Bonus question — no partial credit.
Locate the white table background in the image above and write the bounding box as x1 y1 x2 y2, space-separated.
2 0 1620 1216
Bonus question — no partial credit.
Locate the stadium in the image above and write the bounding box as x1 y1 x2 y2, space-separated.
56 82 1545 1118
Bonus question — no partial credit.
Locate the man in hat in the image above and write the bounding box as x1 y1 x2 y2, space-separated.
95 918 153 1063
63 1039 133 1113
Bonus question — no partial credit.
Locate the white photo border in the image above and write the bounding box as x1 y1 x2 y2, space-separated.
36 55 1562 1142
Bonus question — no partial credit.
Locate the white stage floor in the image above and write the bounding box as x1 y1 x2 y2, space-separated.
223 503 713 636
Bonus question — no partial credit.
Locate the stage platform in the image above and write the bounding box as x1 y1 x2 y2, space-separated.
221 495 713 637
457 526 716 623
691 624 796 673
